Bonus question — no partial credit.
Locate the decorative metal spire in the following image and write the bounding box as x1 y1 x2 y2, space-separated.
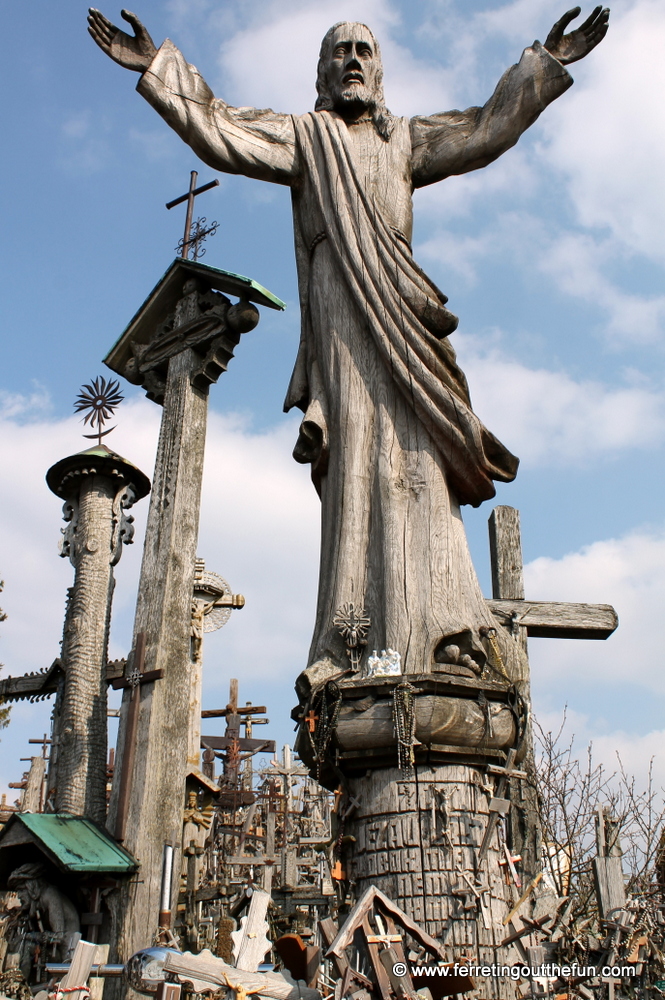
166 170 220 260
74 376 124 445
175 216 219 261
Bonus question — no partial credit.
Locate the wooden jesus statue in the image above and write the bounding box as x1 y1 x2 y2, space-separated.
89 7 609 693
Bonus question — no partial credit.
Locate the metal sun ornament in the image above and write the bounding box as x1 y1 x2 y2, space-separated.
74 376 124 445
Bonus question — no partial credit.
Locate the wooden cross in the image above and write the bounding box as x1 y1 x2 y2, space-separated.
201 680 275 785
476 507 618 865
365 915 403 946
305 709 319 733
166 170 220 260
111 632 163 841
239 704 269 739
501 914 554 946
28 733 52 759
487 506 618 641
478 748 518 861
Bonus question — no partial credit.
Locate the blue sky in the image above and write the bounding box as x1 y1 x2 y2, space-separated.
1 0 664 796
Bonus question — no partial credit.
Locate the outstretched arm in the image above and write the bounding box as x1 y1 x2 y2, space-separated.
87 8 157 72
411 6 609 188
88 15 299 186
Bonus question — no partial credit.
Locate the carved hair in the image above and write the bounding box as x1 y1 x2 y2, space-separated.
315 22 395 141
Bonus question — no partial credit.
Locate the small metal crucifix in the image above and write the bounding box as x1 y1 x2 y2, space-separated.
166 170 220 261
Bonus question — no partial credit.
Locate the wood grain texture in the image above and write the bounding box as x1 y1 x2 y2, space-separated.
489 506 525 600
487 599 618 639
107 346 208 962
335 694 516 751
20 757 45 813
162 949 321 1000
58 939 98 1000
593 857 626 919
345 764 526 997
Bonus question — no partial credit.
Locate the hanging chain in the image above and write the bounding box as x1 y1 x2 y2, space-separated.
392 681 417 776
480 625 510 681
309 681 342 780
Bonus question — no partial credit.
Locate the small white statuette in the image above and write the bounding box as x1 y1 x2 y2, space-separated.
365 647 402 678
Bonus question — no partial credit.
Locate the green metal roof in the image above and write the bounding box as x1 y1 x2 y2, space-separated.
11 814 138 873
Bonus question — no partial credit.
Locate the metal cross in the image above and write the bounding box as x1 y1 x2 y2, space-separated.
166 170 220 260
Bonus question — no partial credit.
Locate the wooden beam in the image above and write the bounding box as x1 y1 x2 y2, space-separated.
487 599 618 640
488 506 524 600
201 735 276 753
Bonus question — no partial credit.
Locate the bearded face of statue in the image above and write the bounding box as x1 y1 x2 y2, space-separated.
323 23 381 115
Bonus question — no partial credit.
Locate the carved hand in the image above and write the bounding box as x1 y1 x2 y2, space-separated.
87 8 157 72
544 5 610 64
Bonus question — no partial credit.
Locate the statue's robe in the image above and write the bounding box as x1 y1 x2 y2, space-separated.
138 41 572 687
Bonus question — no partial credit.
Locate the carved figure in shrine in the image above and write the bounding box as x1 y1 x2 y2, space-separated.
7 865 80 937
6 865 80 975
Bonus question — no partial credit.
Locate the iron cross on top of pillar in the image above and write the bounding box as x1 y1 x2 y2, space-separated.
166 170 220 261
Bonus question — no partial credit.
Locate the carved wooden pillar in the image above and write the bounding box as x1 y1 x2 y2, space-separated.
299 672 526 969
46 446 150 822
102 258 283 962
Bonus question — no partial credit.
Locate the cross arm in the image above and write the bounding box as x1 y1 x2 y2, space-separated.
201 705 267 718
201 735 276 753
487 599 618 639
111 669 164 690
0 663 62 702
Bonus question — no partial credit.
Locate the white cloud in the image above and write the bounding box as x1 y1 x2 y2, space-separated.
0 399 318 792
534 707 665 798
525 528 665 692
539 230 665 346
196 409 319 690
214 0 460 118
414 147 538 235
418 208 665 345
62 112 91 140
457 333 665 463
0 387 51 420
539 0 665 263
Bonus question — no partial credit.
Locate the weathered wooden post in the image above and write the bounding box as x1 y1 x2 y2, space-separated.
102 257 283 961
46 443 150 822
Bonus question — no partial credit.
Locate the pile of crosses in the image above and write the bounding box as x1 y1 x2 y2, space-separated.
499 808 665 1000
173 680 337 955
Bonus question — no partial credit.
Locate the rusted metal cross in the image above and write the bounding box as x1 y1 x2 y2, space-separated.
166 170 219 260
111 632 163 842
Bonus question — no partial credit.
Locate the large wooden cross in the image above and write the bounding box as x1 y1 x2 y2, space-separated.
487 506 618 642
201 680 275 792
